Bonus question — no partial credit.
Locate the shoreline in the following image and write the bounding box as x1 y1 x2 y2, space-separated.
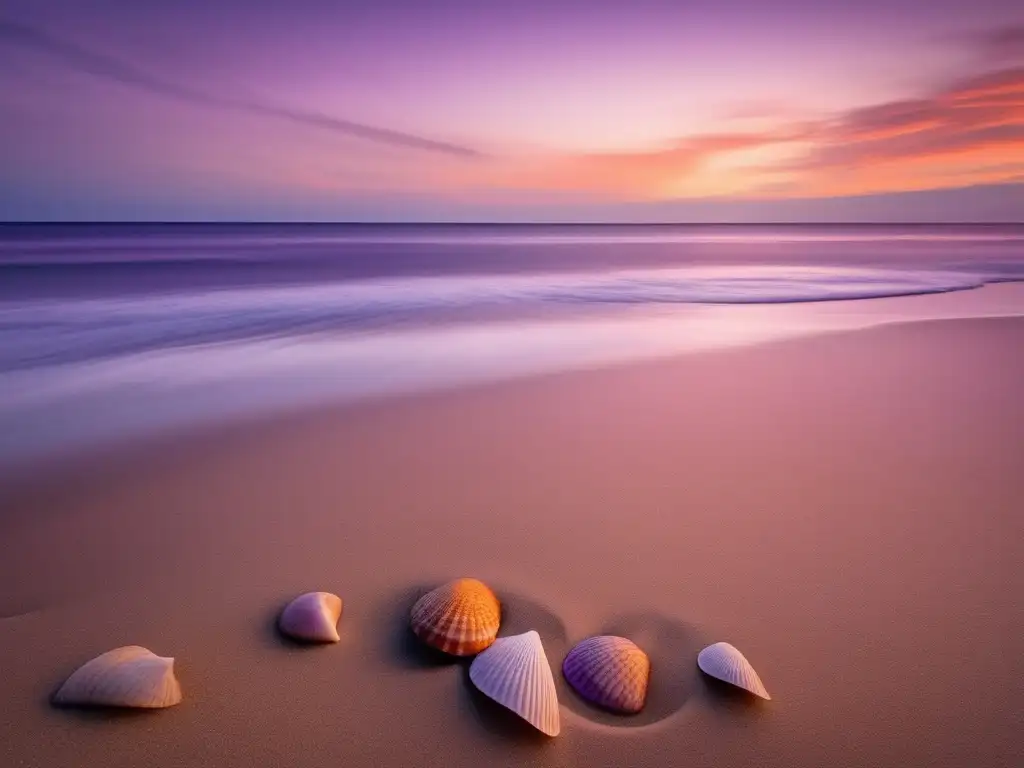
2 281 1023 470
0 311 1020 488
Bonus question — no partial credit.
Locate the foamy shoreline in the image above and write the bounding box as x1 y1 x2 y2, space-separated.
1 283 1023 472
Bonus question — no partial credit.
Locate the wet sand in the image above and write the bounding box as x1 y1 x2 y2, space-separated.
1 317 1022 768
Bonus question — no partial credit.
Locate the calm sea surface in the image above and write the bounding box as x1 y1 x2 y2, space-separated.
1 223 1022 465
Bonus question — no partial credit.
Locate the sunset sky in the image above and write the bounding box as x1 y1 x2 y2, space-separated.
1 0 1023 221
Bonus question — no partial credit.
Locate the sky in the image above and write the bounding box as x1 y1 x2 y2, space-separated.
1 0 1023 222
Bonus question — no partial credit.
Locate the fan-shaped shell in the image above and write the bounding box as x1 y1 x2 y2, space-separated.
52 646 182 709
562 635 650 714
697 642 770 699
469 630 560 736
278 591 343 643
409 578 500 656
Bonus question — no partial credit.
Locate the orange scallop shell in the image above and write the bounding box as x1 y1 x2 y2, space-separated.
409 578 501 656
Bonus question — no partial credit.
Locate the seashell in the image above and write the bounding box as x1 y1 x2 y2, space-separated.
409 578 500 656
52 646 182 709
562 635 650 714
278 591 343 643
469 630 560 736
697 642 770 699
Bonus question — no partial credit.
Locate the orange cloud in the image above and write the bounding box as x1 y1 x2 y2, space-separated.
497 65 1024 200
789 67 1024 184
498 131 800 198
946 68 1024 102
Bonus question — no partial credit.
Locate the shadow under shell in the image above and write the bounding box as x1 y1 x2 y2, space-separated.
559 611 703 727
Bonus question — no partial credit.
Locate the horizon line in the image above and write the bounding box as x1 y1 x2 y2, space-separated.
2 220 1023 227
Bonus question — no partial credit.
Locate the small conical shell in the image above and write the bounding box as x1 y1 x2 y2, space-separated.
278 592 343 643
409 578 500 656
468 630 560 736
53 646 182 709
562 635 650 714
697 642 770 699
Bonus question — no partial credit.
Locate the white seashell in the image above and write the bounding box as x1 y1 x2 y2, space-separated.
468 630 560 736
697 642 770 700
53 646 182 709
278 592 343 643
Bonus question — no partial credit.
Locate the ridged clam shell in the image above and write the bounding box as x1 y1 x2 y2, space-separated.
562 635 650 714
697 642 771 699
409 578 500 656
278 592 343 643
53 646 182 709
469 630 560 736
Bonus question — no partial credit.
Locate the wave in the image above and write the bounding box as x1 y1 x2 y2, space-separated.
1 265 1019 371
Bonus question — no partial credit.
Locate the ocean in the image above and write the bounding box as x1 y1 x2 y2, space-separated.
2 223 1023 465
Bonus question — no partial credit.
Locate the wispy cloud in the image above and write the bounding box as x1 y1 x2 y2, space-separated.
0 19 481 158
498 63 1024 199
964 24 1024 64
798 68 1024 169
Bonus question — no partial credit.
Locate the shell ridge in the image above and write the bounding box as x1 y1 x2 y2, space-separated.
523 637 539 722
562 635 650 714
410 579 500 656
469 631 559 736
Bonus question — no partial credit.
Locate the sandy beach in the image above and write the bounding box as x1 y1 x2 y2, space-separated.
1 316 1022 768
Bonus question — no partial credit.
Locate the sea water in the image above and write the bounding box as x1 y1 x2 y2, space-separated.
1 224 1022 465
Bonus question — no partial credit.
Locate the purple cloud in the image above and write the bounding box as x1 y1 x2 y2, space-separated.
969 24 1024 63
0 18 481 158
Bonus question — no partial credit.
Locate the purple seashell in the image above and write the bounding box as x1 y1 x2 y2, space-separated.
562 635 650 714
